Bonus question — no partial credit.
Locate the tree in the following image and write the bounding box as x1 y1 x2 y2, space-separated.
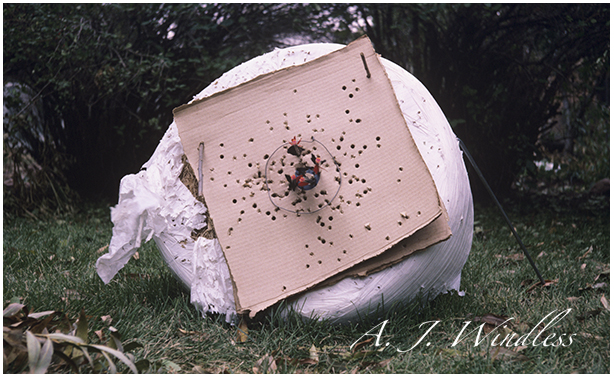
333 4 609 200
3 3 324 214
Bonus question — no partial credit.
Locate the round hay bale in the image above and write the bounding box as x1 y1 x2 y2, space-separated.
96 42 473 324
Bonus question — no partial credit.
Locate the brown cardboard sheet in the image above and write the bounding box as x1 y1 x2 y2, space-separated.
173 36 450 316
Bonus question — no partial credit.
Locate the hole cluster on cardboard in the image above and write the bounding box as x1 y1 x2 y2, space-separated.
198 76 425 271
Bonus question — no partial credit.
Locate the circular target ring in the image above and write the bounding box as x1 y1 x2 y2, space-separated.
265 137 341 214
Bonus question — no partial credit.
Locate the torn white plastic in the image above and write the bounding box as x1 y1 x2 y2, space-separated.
95 122 237 323
97 42 473 324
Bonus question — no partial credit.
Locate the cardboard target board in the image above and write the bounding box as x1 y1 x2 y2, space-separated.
174 36 450 316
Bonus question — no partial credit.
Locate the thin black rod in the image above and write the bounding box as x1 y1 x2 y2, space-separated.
457 137 546 285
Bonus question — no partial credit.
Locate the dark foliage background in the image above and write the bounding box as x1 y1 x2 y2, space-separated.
3 3 609 216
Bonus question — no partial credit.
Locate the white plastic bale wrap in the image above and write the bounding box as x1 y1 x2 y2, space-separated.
96 42 473 324
95 124 237 323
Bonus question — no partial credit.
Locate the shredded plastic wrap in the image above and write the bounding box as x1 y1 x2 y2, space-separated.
96 42 473 324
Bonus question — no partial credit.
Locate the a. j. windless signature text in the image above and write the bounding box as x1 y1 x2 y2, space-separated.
350 309 576 353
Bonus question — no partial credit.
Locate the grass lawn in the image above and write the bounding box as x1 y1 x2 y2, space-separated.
3 197 609 373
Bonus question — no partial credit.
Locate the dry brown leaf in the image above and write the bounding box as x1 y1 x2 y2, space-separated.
594 270 610 282
577 332 603 341
236 316 249 343
94 329 105 343
525 279 558 293
309 344 319 362
254 354 277 374
96 244 109 254
351 337 374 352
566 296 580 302
101 315 112 325
473 313 510 327
507 253 524 261
579 282 608 292
600 295 609 311
576 246 593 260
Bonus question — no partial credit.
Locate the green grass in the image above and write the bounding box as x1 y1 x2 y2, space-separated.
3 200 609 373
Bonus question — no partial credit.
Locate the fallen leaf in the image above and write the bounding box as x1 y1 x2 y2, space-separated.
236 316 248 343
594 270 609 282
566 296 580 302
3 303 26 317
580 263 586 270
309 344 319 362
473 313 512 334
579 282 608 293
507 253 524 261
96 244 109 253
351 337 374 353
576 246 593 260
537 251 546 258
473 313 510 326
191 365 207 374
101 315 112 325
133 252 140 260
254 354 276 374
525 279 558 293
95 329 105 343
577 332 603 340
600 295 609 311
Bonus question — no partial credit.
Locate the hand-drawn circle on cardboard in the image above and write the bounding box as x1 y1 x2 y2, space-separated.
265 137 341 214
